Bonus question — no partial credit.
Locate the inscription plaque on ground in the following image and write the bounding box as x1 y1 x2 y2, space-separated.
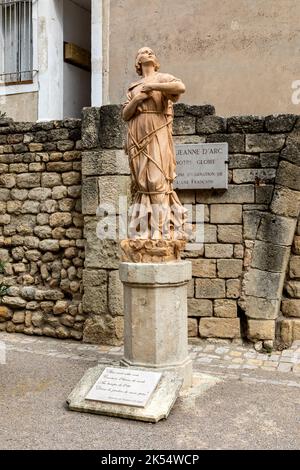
85 367 162 408
174 143 228 189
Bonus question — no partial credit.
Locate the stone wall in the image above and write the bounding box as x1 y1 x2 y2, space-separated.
81 105 300 348
1 105 299 349
0 117 85 339
280 216 300 345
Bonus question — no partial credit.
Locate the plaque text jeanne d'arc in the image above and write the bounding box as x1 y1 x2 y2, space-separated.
173 143 228 190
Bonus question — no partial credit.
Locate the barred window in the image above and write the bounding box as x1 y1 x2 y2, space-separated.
0 0 33 84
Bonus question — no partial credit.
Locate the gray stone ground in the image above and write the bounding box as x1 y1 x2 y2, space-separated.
1 332 300 450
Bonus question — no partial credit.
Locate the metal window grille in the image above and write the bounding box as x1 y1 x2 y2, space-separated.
0 0 33 84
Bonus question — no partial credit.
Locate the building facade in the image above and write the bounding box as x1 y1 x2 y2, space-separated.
1 0 300 121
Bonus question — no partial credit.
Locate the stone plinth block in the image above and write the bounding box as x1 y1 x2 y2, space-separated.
119 261 192 388
199 317 240 338
67 364 182 423
247 319 275 341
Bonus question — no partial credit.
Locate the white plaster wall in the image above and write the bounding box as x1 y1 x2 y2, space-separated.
63 0 91 118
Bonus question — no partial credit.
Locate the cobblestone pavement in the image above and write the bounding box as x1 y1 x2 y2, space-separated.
1 332 300 380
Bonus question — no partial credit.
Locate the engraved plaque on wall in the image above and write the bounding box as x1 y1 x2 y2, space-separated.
174 143 228 189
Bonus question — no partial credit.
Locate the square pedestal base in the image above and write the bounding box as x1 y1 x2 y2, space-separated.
67 364 183 423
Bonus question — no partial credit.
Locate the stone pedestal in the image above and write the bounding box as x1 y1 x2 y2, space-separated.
119 260 193 388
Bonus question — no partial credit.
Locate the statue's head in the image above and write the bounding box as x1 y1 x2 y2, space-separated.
135 47 160 76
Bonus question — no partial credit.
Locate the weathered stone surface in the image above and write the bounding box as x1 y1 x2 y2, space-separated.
184 104 215 117
196 185 254 204
31 312 44 327
192 259 216 277
99 105 126 149
243 210 263 240
82 276 108 315
52 300 68 315
62 171 81 186
2 296 26 308
282 299 300 317
255 185 273 204
49 212 72 227
260 152 279 168
82 269 107 287
98 175 131 209
218 225 243 243
21 200 40 214
187 279 194 298
81 107 100 149
16 173 41 188
0 306 12 320
41 173 62 187
265 114 296 132
83 315 123 346
205 244 233 258
188 298 213 317
0 189 10 201
52 186 68 200
196 116 226 134
39 239 60 252
28 187 52 201
84 217 120 269
293 319 300 339
280 318 293 345
281 140 300 166
217 259 243 278
210 204 242 223
34 226 52 239
228 153 260 169
276 161 300 191
270 187 300 218
204 224 217 243
12 311 25 324
227 116 264 134
199 317 240 338
82 177 98 215
251 241 290 273
246 134 285 153
293 236 300 255
244 268 283 299
206 133 244 153
289 256 300 278
82 149 130 176
195 279 225 298
226 279 241 299
188 318 198 336
173 116 196 135
240 296 279 319
285 281 300 298
232 168 276 184
214 299 237 318
247 319 275 340
11 188 28 200
56 325 70 338
108 270 124 316
0 174 16 188
257 213 297 246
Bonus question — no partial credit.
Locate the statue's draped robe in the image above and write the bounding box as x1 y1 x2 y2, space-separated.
124 72 187 240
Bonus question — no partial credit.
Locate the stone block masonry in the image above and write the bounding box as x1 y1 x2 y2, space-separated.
79 105 300 348
1 105 300 348
0 118 84 340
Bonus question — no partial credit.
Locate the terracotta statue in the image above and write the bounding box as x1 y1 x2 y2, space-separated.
121 47 187 262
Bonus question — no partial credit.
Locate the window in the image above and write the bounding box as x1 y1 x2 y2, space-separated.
0 0 33 84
